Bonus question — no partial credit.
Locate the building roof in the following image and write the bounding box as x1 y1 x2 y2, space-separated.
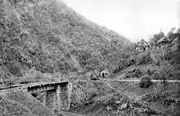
157 36 169 44
137 39 150 47
101 69 110 74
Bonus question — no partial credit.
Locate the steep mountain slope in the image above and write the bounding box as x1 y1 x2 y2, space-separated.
0 0 131 81
0 89 55 116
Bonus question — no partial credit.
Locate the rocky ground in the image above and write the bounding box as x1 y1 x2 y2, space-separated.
66 77 180 116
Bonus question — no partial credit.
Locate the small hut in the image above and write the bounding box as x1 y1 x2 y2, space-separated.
136 39 150 51
100 69 110 78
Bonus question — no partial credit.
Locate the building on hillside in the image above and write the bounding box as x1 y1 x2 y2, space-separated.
100 69 110 78
136 39 150 51
156 36 170 49
157 36 169 45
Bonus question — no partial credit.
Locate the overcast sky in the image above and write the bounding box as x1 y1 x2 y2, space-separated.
61 0 180 42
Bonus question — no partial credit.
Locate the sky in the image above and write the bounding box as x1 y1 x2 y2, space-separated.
61 0 180 42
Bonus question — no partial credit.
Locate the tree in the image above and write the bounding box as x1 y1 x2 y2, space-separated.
153 31 165 43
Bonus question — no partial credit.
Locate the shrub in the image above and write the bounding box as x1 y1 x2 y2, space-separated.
139 75 153 88
136 51 152 65
134 68 142 78
113 58 131 74
153 63 179 80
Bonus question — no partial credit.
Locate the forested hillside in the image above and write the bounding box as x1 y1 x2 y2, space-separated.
0 0 131 82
